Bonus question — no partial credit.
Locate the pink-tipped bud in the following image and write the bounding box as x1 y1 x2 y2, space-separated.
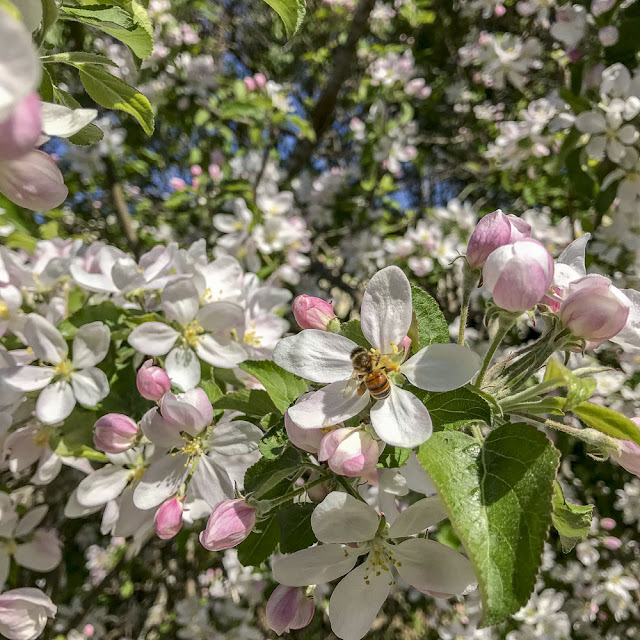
93 414 139 453
292 295 336 330
0 93 41 162
243 76 257 92
208 163 222 181
559 275 630 348
199 499 256 551
600 517 616 531
483 238 554 313
154 497 183 540
284 407 325 454
136 360 171 400
603 536 622 551
610 418 640 477
494 3 506 16
190 164 202 177
82 624 95 637
253 73 267 89
266 585 315 636
466 210 531 270
398 335 412 361
169 177 186 191
318 427 381 478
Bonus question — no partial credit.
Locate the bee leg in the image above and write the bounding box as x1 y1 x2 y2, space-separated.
357 382 367 397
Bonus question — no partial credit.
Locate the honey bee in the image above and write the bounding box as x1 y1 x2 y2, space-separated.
345 346 393 400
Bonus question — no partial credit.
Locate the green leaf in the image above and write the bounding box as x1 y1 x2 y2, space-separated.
244 446 301 500
377 445 411 468
60 3 153 58
78 64 154 135
40 0 60 37
41 52 117 66
237 516 279 567
418 423 560 626
200 379 223 405
57 301 123 338
259 423 288 460
543 359 596 411
277 504 317 553
415 386 493 431
51 85 104 145
213 389 278 416
552 482 593 553
262 0 306 38
339 319 371 349
409 285 449 351
217 101 266 121
572 402 640 446
51 409 108 462
239 360 307 414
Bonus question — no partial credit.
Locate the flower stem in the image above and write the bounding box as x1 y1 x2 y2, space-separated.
458 265 481 346
475 313 518 389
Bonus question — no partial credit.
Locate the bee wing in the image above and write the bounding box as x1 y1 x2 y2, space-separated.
344 371 360 397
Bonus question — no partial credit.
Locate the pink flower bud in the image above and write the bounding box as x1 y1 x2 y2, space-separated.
208 163 222 181
603 536 622 551
136 359 171 400
82 624 95 637
600 517 616 530
154 497 183 539
284 407 325 454
483 239 554 313
591 0 616 16
398 335 412 361
253 73 267 89
318 427 381 478
598 26 619 47
611 418 640 477
190 164 202 177
243 76 257 92
559 275 630 348
0 93 41 162
169 177 186 191
93 414 139 453
199 499 256 551
266 585 314 636
494 3 506 16
292 295 336 330
466 210 531 269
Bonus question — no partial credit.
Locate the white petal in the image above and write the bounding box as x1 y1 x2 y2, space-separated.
15 0 43 31
196 300 245 333
32 450 62 486
400 452 437 494
133 455 188 510
388 496 448 538
64 491 103 518
585 135 607 160
402 344 482 391
2 366 54 392
165 346 201 391
287 381 370 429
329 563 391 640
370 385 432 448
360 266 412 351
40 103 97 138
273 330 356 383
557 233 590 276
190 455 234 508
208 420 262 456
0 493 18 538
127 322 178 356
112 486 155 538
71 367 109 406
311 492 379 543
0 551 8 593
394 538 477 596
160 389 211 434
14 531 61 572
23 314 67 364
195 334 247 368
14 506 48 538
575 111 606 134
273 544 358 586
72 321 110 368
139 407 183 448
36 380 75 424
76 465 131 507
161 278 199 325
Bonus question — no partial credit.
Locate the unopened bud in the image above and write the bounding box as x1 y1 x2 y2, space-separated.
136 359 171 400
292 295 336 331
154 497 183 540
0 93 41 162
610 418 640 477
318 427 381 479
199 499 256 551
93 414 139 453
266 585 315 636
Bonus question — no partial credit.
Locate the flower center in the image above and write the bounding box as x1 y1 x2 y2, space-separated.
54 359 74 379
361 541 398 586
243 326 261 346
182 320 204 348
2 540 17 555
32 427 51 448
0 302 9 320
175 433 209 465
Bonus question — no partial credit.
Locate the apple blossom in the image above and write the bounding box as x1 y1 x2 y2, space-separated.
292 294 337 330
3 314 110 424
274 266 481 447
0 93 41 162
483 239 554 312
136 360 171 401
266 585 314 636
284 400 326 453
610 418 640 477
199 498 257 551
466 209 531 269
317 427 382 481
93 414 140 454
154 497 184 539
0 588 56 640
273 492 475 640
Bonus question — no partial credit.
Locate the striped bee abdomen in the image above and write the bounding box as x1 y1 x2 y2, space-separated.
364 370 391 399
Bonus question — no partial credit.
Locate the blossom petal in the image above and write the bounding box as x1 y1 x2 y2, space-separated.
287 380 370 429
575 111 606 134
370 385 432 447
360 266 413 351
76 465 131 507
139 407 183 448
40 103 97 138
14 506 48 538
311 492 379 544
197 300 245 333
71 367 109 407
23 314 67 364
72 321 110 368
160 389 211 434
133 455 188 510
14 531 61 572
195 334 247 368
273 544 358 586
402 344 482 391
127 322 178 356
165 346 201 391
208 420 262 456
273 330 356 383
2 366 54 392
328 562 391 640
394 538 477 596
161 278 199 325
0 551 8 593
190 455 234 508
388 495 448 538
36 380 76 424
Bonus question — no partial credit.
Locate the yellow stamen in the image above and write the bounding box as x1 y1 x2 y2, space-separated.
54 359 74 379
0 302 9 320
182 320 205 348
32 427 51 448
